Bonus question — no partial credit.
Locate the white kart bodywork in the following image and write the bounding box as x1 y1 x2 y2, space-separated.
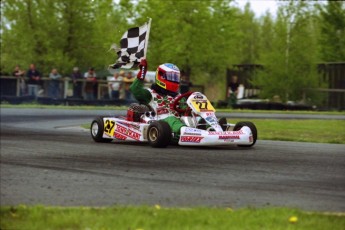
92 92 256 147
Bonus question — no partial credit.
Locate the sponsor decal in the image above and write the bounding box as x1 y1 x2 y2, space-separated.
114 132 127 140
183 128 202 136
194 95 204 100
208 130 244 135
219 135 240 140
205 116 217 124
117 121 141 130
115 124 141 140
180 136 204 143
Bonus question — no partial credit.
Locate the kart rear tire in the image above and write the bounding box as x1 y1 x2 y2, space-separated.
90 117 113 143
147 121 172 148
218 117 228 131
233 121 257 147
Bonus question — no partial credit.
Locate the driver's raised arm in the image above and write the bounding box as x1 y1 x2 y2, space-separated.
129 59 152 104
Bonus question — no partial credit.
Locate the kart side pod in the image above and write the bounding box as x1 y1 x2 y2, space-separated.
178 125 256 147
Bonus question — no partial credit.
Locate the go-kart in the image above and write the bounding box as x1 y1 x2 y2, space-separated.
90 91 257 148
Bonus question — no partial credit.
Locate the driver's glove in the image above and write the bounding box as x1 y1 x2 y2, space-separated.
137 59 148 80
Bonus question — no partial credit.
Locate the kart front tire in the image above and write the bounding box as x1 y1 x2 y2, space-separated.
147 121 172 148
233 121 257 147
90 117 113 143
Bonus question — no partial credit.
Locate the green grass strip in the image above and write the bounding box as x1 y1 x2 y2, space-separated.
228 119 345 144
1 205 344 230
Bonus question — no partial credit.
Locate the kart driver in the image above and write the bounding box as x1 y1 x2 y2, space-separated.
129 59 186 140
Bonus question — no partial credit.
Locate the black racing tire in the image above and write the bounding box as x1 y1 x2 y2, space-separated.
147 121 172 148
233 121 257 147
90 117 113 143
218 117 228 131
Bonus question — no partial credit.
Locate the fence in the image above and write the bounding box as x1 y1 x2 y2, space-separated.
227 62 345 111
317 62 345 110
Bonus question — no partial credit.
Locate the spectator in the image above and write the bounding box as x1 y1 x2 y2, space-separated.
227 75 240 108
71 67 83 98
123 71 135 101
26 64 42 98
48 68 62 98
108 72 123 100
12 65 26 96
84 67 97 100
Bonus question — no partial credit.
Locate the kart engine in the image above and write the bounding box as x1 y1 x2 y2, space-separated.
127 103 150 122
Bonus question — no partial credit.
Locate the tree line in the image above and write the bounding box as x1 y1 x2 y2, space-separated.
1 0 344 103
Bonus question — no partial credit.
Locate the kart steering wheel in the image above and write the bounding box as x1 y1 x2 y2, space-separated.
173 91 193 114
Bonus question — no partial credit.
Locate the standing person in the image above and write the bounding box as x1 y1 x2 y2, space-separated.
26 64 42 98
108 72 123 100
123 71 135 101
71 67 83 98
48 68 62 98
12 65 26 96
227 75 239 108
84 67 97 100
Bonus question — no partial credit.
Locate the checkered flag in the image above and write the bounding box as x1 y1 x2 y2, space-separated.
110 20 151 69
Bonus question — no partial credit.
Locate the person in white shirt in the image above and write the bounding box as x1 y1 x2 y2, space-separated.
84 67 97 100
108 71 123 99
48 68 62 98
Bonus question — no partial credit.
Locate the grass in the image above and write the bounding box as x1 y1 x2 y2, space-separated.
217 108 345 115
229 119 345 144
1 205 344 230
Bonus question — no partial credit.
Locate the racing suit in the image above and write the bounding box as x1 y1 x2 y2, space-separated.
129 73 185 139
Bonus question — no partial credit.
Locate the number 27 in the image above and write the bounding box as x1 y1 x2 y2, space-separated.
104 120 115 133
196 101 208 110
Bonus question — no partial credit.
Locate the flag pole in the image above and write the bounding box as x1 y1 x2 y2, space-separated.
143 18 152 59
141 18 151 78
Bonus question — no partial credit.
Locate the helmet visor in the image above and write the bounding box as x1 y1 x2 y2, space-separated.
164 71 180 83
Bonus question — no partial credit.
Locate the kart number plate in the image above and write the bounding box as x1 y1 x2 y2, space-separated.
191 100 215 112
104 120 115 137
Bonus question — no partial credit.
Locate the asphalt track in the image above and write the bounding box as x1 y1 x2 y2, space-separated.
1 108 344 212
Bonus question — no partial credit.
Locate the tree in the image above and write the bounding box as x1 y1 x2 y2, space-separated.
253 0 321 103
235 2 261 64
258 12 274 60
318 1 345 62
0 0 128 76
